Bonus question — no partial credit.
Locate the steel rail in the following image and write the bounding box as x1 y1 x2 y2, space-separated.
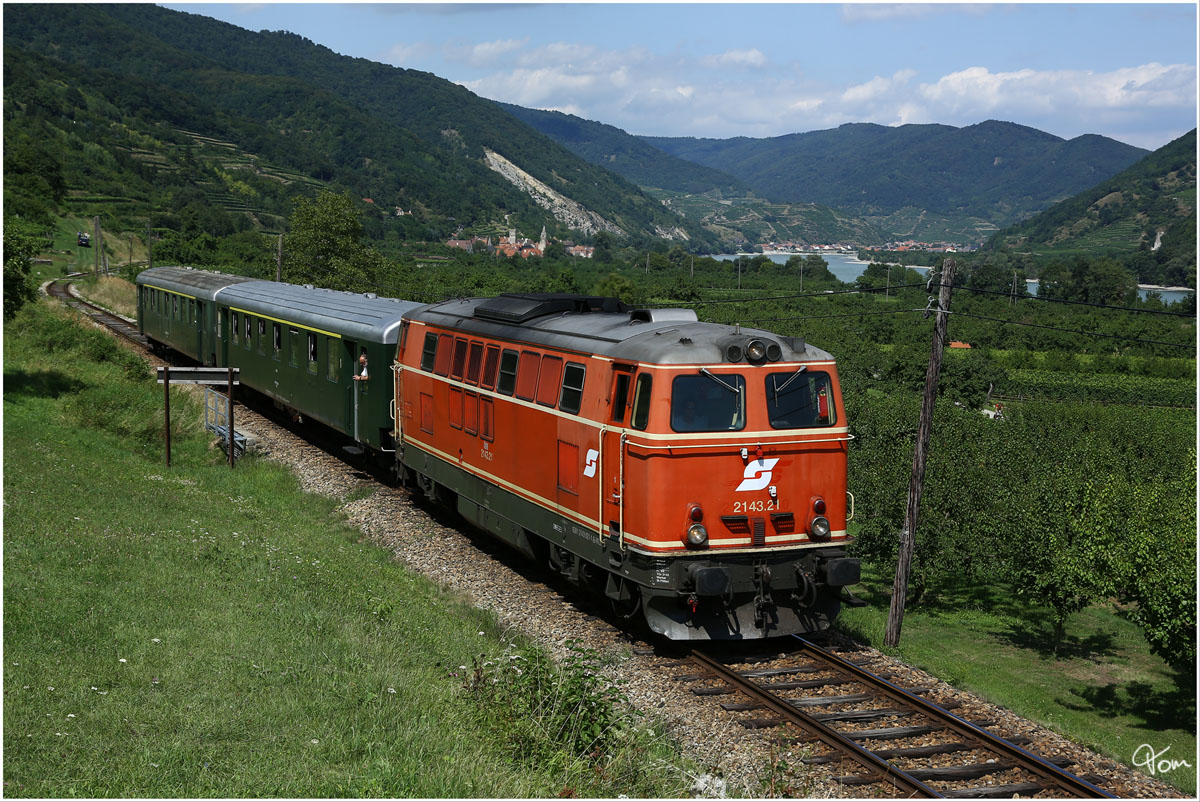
689 648 939 798
46 280 149 346
793 637 1118 799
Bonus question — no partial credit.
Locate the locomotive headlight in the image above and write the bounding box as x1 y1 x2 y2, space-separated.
766 342 783 362
686 523 709 547
746 339 767 363
809 516 831 540
725 344 744 363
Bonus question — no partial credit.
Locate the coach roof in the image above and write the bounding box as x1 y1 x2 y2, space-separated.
219 280 424 343
409 295 828 365
136 266 258 301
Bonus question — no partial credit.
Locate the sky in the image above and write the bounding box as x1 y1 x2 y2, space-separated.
163 2 1198 150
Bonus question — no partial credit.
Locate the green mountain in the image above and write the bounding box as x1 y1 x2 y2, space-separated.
3 3 716 248
496 103 748 196
497 103 888 245
987 129 1196 288
643 121 1148 227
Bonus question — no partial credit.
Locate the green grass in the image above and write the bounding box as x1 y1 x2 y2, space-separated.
837 565 1196 795
3 302 695 798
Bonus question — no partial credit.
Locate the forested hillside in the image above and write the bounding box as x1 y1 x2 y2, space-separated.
986 129 1196 288
644 121 1147 226
3 3 716 249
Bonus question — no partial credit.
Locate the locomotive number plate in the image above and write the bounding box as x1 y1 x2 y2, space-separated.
733 499 777 513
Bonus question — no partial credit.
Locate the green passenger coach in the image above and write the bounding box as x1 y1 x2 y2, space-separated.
136 267 423 451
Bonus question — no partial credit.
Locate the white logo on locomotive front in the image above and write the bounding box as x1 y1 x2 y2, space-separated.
736 458 780 492
583 448 599 478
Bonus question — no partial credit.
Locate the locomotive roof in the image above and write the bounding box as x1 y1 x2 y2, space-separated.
218 281 424 344
136 266 258 301
409 294 832 365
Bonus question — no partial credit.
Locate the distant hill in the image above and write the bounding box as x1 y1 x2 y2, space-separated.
3 4 716 248
497 103 748 196
643 121 1148 227
499 103 889 245
987 129 1196 287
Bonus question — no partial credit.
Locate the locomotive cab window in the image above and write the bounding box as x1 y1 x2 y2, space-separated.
766 370 836 428
631 374 653 431
560 363 586 415
671 373 746 432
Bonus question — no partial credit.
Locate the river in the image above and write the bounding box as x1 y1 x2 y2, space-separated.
713 252 1194 305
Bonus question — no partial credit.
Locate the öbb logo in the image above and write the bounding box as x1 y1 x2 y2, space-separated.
736 458 779 492
583 449 599 478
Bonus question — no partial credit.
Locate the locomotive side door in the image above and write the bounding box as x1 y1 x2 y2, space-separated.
602 364 636 547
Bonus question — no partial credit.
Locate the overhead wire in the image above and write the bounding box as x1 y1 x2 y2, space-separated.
934 283 1196 318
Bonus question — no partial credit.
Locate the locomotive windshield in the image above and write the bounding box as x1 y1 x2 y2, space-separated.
766 371 836 428
671 373 746 432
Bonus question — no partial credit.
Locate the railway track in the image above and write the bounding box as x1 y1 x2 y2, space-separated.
684 639 1117 798
45 277 150 347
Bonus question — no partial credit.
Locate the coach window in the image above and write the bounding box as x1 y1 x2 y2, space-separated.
450 338 468 381
515 351 541 401
497 349 519 396
258 319 266 354
481 345 501 390
244 315 252 349
671 374 746 433
288 328 300 366
560 363 586 415
231 312 239 345
536 356 563 407
273 323 282 360
173 295 179 319
327 336 338 382
217 309 224 340
420 333 438 372
434 334 454 376
308 333 318 374
465 342 484 385
631 374 653 431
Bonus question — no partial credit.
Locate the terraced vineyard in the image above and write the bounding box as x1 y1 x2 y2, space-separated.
998 368 1197 407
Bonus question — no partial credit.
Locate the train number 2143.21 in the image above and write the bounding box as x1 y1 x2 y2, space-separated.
733 499 777 513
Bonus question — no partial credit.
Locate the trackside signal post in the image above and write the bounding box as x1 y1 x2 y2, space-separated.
885 259 956 647
158 367 240 468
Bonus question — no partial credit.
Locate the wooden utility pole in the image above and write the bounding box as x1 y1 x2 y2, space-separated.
884 258 957 647
146 224 153 271
276 234 283 282
93 216 101 275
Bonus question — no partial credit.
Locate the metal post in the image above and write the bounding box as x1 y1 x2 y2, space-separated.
163 365 171 467
227 367 235 468
146 224 153 271
884 258 957 648
276 234 283 282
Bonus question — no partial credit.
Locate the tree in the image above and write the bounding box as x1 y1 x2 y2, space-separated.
4 217 44 320
283 191 386 291
592 231 614 264
592 272 634 304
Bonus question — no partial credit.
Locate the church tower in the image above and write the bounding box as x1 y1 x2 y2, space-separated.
539 225 548 253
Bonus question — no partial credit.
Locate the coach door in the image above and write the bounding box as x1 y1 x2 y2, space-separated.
345 339 364 443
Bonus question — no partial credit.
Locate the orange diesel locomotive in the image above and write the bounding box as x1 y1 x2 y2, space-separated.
395 293 860 640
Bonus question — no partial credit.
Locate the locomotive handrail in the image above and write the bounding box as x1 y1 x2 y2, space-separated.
627 434 855 451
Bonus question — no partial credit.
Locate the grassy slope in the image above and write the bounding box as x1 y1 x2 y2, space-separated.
2 301 694 798
837 567 1196 795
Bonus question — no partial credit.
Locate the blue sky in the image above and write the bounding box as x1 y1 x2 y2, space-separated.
164 3 1198 150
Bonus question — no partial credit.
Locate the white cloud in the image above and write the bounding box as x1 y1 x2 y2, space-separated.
465 39 527 67
841 4 992 23
841 69 916 104
383 42 435 68
704 48 767 68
